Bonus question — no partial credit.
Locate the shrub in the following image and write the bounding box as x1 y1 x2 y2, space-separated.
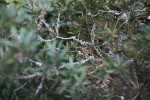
0 0 150 100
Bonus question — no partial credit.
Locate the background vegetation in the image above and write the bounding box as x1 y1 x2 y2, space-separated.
0 0 150 100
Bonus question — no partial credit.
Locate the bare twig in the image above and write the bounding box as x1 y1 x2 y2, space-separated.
116 95 125 100
28 58 43 66
14 81 28 92
35 76 44 94
131 93 140 100
17 72 43 79
59 56 94 69
38 35 92 46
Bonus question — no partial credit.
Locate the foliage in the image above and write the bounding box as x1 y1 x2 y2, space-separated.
0 0 150 100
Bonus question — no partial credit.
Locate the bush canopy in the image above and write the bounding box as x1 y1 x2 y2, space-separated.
0 0 150 100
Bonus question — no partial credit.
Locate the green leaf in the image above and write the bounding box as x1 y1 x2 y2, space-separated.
106 69 115 73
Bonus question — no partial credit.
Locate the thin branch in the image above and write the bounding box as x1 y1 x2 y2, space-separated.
57 12 61 28
42 20 55 36
91 6 147 17
38 36 56 42
35 76 44 94
131 93 140 100
28 58 43 66
59 56 93 69
116 95 125 100
14 81 28 92
38 35 92 46
17 72 43 79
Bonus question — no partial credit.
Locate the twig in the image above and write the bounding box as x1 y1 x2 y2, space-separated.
42 20 55 36
59 56 93 69
28 58 43 66
17 72 43 79
35 76 44 94
38 36 56 42
38 35 92 46
131 93 140 100
14 81 28 92
116 95 125 100
91 6 147 17
56 12 61 28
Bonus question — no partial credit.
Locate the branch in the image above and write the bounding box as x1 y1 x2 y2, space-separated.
28 58 43 66
38 36 92 46
17 72 43 79
42 20 55 36
14 81 28 92
91 6 147 17
59 56 95 69
35 76 44 94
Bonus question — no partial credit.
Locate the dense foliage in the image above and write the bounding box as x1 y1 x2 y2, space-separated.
0 0 150 100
